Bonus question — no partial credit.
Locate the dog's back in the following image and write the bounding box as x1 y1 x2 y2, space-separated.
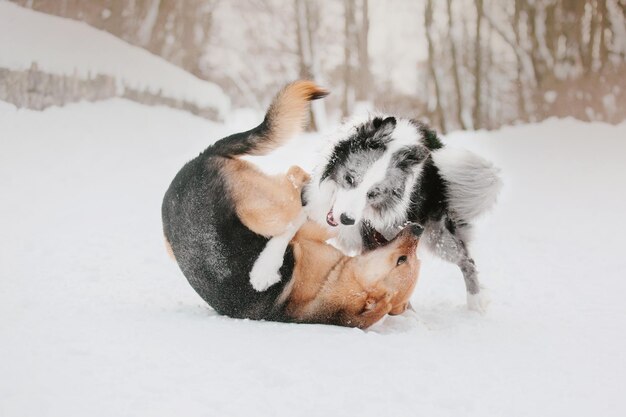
162 81 327 319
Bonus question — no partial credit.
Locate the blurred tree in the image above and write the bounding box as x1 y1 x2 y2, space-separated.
12 0 626 129
295 0 327 130
15 0 216 78
473 0 483 130
447 0 467 130
425 0 447 133
342 0 370 117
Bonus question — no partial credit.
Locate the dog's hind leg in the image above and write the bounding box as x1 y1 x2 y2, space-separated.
424 218 489 313
224 160 310 237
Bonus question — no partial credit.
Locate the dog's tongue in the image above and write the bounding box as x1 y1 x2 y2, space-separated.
326 210 338 227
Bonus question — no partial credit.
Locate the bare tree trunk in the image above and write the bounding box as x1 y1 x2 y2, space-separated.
425 0 447 133
137 0 161 46
342 0 356 117
447 0 466 130
525 1 546 118
544 2 558 61
149 0 174 57
295 0 323 130
473 0 483 130
486 11 494 129
581 0 598 75
355 0 371 102
526 3 542 87
514 0 528 122
599 0 609 70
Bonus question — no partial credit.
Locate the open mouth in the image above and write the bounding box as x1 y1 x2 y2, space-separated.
326 209 338 227
372 230 389 245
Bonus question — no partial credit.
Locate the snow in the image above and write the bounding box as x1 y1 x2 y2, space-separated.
1 100 626 417
0 2 230 117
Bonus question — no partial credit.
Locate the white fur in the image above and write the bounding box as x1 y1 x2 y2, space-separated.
367 160 423 233
467 290 490 313
392 118 423 148
432 147 502 221
249 210 306 292
303 179 336 232
305 117 423 252
326 118 422 226
333 152 392 224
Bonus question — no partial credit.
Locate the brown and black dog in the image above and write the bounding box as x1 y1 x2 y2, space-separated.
162 81 422 328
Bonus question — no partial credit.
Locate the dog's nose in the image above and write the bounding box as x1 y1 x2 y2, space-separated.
399 223 423 237
408 223 424 237
340 213 355 225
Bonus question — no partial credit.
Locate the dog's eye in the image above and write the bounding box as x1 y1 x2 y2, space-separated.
396 255 407 266
345 173 354 186
392 188 402 198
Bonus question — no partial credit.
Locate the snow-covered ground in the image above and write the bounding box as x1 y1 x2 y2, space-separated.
1 99 625 417
0 2 230 117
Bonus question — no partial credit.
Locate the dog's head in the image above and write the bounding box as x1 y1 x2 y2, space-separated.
286 222 422 328
310 116 430 234
346 222 423 316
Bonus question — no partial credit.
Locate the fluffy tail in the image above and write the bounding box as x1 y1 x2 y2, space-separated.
211 80 328 157
432 147 502 222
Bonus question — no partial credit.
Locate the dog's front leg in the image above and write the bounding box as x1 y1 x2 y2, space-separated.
249 210 307 291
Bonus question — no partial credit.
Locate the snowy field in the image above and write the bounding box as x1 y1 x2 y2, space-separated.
1 99 626 416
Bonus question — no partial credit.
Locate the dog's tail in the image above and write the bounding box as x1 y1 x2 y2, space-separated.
211 80 328 157
432 147 502 222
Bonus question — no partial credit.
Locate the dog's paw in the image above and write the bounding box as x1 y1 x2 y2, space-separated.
286 165 310 189
467 290 490 314
250 269 281 292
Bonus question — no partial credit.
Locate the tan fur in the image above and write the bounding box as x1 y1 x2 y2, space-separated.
283 222 421 329
387 263 419 315
222 152 420 328
223 159 309 237
164 236 176 261
200 80 418 328
247 80 329 156
218 81 322 236
294 219 337 242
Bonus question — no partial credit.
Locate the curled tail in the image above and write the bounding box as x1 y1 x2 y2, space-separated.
212 80 328 157
432 147 502 222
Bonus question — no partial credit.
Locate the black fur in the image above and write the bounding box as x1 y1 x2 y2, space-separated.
162 144 293 321
360 221 389 252
321 117 395 182
391 145 429 173
322 118 488 301
210 119 269 157
411 119 444 150
407 156 449 225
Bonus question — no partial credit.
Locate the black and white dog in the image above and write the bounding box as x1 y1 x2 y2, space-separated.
303 115 501 312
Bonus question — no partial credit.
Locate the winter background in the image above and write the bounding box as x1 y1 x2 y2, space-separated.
1 1 626 416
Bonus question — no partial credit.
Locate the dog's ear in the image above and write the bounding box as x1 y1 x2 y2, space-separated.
394 145 429 172
372 116 396 130
371 116 396 143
